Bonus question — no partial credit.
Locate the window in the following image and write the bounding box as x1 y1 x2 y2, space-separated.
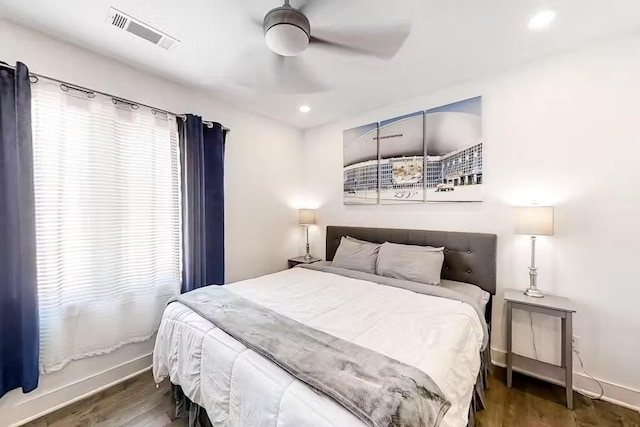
32 80 181 373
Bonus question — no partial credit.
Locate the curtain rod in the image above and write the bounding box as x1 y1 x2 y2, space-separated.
1 63 230 133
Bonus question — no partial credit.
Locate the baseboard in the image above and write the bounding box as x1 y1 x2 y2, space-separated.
7 353 153 427
491 348 640 413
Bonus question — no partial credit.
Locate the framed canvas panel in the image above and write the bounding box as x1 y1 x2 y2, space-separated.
343 122 379 204
424 96 483 202
378 111 425 204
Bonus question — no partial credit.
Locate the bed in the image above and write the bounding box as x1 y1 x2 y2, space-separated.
153 226 497 427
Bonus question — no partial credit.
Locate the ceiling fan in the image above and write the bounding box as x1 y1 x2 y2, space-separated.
231 0 411 94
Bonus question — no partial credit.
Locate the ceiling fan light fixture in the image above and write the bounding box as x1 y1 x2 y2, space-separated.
265 24 309 56
263 4 310 57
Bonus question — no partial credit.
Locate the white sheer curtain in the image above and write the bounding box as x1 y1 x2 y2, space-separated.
31 80 181 373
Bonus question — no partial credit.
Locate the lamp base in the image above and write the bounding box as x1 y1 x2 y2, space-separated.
524 287 545 298
303 227 312 260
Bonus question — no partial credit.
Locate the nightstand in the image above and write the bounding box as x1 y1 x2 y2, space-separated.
288 256 321 269
504 288 577 409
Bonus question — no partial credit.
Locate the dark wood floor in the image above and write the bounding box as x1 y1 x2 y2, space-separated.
24 367 640 426
477 368 640 427
23 373 186 427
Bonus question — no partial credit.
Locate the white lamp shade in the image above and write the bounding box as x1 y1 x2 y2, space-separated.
514 206 554 236
265 24 309 56
298 209 316 225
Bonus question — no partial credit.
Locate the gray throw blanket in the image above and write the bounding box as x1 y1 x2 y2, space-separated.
173 286 451 427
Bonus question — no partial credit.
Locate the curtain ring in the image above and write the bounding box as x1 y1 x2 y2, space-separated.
60 83 94 98
112 98 138 110
151 109 157 116
29 74 39 84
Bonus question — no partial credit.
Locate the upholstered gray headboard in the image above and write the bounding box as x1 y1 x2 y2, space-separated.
326 226 497 295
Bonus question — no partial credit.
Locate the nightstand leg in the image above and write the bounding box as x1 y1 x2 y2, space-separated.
563 313 573 409
561 316 566 367
506 301 513 388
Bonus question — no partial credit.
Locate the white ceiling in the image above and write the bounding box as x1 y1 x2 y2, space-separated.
2 0 640 129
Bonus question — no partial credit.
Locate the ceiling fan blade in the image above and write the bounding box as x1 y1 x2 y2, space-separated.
309 23 411 59
228 47 329 94
273 54 330 94
251 16 263 30
295 0 332 18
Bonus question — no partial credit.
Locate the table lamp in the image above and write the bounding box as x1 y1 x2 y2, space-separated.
514 206 554 298
298 209 316 260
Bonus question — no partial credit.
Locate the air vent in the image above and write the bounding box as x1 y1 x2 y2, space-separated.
111 11 128 29
107 7 180 50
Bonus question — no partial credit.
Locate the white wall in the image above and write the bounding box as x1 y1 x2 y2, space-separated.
302 35 640 408
0 19 303 425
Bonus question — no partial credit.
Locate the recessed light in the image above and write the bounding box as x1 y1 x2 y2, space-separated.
528 10 556 29
299 105 311 113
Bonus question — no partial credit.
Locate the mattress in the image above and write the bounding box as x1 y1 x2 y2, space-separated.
153 267 485 427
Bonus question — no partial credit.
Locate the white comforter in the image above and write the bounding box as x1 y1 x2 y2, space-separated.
153 267 484 427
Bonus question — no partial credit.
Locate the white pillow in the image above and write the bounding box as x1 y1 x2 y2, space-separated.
376 242 444 286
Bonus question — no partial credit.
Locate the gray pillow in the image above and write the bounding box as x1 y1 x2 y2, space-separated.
440 279 490 311
345 236 377 245
376 242 445 286
331 236 381 274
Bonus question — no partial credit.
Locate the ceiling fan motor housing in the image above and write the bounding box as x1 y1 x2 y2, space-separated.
263 5 311 56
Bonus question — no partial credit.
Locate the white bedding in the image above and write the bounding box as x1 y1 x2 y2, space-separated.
153 267 484 427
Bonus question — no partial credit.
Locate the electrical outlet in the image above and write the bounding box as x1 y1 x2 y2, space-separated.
572 335 580 351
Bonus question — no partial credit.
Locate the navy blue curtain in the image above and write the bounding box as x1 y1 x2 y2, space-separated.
179 115 226 293
0 62 39 398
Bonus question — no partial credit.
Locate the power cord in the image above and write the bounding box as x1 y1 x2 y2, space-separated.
574 349 605 400
528 312 539 359
528 312 604 400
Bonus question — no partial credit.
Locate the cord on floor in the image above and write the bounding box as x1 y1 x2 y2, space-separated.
529 312 605 400
574 349 605 400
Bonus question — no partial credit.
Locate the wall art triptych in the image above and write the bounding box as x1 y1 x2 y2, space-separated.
343 96 483 204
